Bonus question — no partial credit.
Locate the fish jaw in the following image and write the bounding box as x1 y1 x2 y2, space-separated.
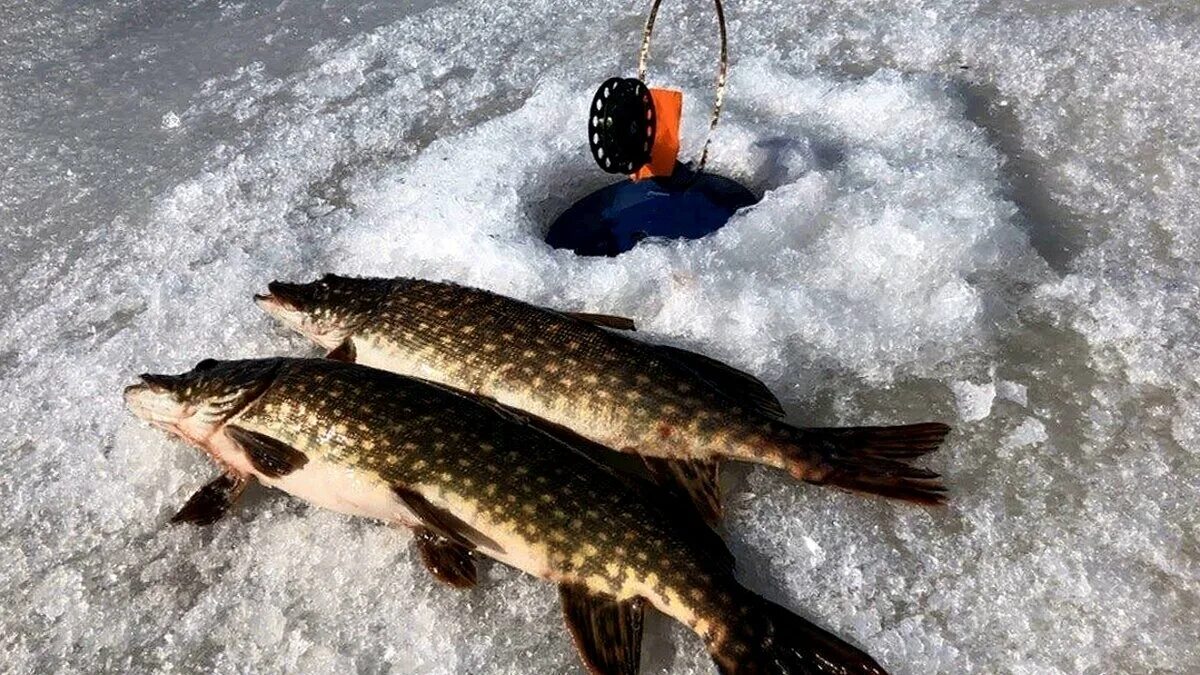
255 293 326 347
125 383 257 474
124 382 190 426
255 288 347 351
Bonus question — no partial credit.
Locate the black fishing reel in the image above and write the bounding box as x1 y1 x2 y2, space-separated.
588 78 656 174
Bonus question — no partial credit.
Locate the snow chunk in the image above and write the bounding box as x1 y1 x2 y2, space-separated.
1002 417 1048 451
950 379 996 421
997 380 1028 407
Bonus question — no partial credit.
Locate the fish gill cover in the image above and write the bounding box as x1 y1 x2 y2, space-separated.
1 0 1197 673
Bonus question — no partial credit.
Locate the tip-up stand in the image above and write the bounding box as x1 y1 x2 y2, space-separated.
548 0 754 257
545 162 757 257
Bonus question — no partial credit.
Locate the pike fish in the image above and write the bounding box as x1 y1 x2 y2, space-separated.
256 275 950 522
125 357 888 675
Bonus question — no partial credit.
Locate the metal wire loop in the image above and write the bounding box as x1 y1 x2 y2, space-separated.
636 0 728 172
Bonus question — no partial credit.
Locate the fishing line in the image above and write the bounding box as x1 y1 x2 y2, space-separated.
637 0 727 173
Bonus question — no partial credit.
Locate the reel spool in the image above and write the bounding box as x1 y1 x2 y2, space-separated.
588 78 656 174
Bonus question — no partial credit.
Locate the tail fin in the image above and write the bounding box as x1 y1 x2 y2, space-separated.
789 423 950 505
711 597 888 675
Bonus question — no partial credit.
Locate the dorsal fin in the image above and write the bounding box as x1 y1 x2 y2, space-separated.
171 472 250 526
226 426 309 478
641 457 722 526
653 344 785 418
470 396 734 571
563 311 637 331
413 528 477 588
392 485 504 554
394 380 734 571
559 584 644 675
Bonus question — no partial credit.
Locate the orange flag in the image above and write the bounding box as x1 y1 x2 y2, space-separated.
632 88 682 180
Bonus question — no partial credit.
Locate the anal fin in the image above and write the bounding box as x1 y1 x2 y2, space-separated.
642 457 722 525
414 527 477 588
171 472 250 526
564 311 637 331
559 584 644 675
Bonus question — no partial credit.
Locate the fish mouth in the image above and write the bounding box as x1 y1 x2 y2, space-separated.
254 281 306 312
255 280 336 347
124 374 183 422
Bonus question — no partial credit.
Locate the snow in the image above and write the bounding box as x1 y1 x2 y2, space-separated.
1000 418 1049 453
950 379 997 422
2 0 1199 673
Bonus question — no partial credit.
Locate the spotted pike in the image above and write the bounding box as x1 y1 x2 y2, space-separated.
256 276 950 521
125 357 887 674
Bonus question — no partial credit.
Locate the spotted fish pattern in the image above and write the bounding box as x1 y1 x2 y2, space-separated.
258 276 950 509
126 357 888 674
333 279 767 462
234 359 727 611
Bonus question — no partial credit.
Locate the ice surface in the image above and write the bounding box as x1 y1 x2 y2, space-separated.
2 0 1199 673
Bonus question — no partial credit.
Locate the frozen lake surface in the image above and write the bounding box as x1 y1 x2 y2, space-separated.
2 0 1197 672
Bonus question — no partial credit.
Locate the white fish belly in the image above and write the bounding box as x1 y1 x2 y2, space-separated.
260 458 418 525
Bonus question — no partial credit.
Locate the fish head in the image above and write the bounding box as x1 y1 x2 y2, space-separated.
255 274 374 349
124 358 282 441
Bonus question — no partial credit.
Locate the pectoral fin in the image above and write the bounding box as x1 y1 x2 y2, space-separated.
641 457 723 525
654 343 785 418
564 311 637 331
392 485 503 555
226 425 309 478
326 339 356 362
414 527 477 589
171 472 250 526
559 584 644 675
